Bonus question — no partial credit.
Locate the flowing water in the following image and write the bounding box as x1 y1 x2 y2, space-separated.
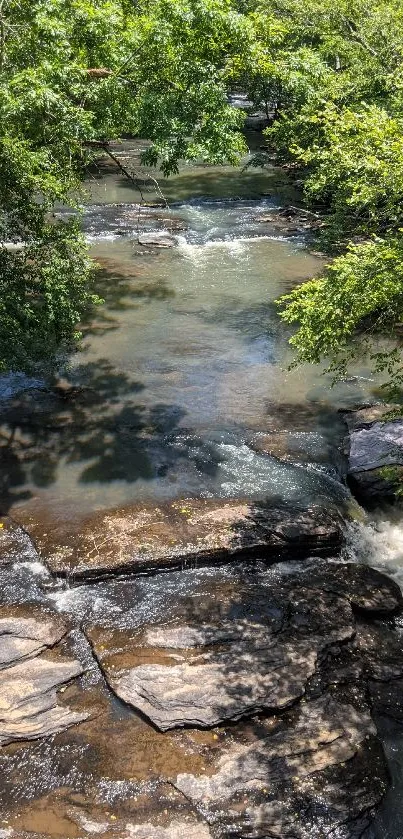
1 142 403 836
0 147 382 522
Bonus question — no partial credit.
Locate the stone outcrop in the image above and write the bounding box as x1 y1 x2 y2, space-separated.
175 695 384 839
86 562 402 734
91 587 354 730
344 405 403 500
0 558 402 838
80 559 402 838
22 498 344 580
0 607 87 745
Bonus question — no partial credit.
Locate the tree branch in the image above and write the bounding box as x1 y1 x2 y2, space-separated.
342 17 379 58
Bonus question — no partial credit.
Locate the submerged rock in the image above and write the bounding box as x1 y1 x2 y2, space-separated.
23 498 344 580
137 232 176 247
344 406 403 500
5 778 214 838
250 429 335 463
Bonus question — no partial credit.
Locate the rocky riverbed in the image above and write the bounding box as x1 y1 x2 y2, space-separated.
1 160 403 836
0 471 403 838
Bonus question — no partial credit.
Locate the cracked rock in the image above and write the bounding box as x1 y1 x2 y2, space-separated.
175 695 386 839
22 498 344 580
87 584 355 730
0 607 87 744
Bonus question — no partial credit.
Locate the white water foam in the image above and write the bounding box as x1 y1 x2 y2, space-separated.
175 234 290 266
15 560 51 578
345 515 403 590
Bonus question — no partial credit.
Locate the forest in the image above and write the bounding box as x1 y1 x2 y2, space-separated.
2 0 403 389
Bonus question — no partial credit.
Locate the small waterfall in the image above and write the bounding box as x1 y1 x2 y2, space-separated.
345 513 403 590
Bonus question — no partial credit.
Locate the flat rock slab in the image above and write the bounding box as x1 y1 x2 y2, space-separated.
175 695 386 838
0 656 86 745
86 560 403 736
0 606 67 668
87 576 357 730
21 498 344 579
111 637 321 729
294 561 403 615
0 606 87 744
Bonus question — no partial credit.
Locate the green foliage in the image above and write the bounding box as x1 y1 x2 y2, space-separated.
0 0 252 370
5 0 403 385
240 0 403 390
377 465 403 496
275 104 403 246
278 237 403 383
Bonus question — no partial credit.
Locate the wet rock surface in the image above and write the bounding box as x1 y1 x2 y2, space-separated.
175 696 384 839
77 559 400 837
344 405 403 500
87 584 355 730
0 607 87 745
20 497 344 579
249 429 340 468
0 539 402 837
0 516 42 567
294 561 403 616
137 232 177 247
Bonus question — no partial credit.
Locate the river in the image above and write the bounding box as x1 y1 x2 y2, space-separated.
0 141 402 837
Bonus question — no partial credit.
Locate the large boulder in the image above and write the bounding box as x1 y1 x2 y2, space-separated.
99 605 352 729
344 405 403 500
19 498 344 580
85 561 402 732
82 560 401 838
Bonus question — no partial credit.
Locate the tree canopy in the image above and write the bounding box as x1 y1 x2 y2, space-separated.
248 0 403 393
2 0 403 387
0 0 250 369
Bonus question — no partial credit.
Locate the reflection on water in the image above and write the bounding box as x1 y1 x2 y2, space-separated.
82 135 300 205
